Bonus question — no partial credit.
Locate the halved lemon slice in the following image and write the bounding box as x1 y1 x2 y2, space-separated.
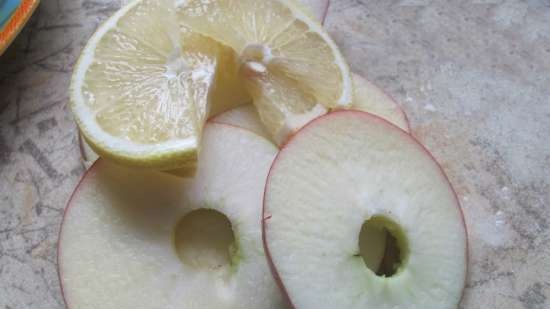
71 0 220 170
177 0 352 144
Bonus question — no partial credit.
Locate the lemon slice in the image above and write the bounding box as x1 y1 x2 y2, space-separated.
177 0 352 144
71 0 220 170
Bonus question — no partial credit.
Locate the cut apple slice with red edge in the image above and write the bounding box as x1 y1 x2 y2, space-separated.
263 110 467 309
59 123 286 309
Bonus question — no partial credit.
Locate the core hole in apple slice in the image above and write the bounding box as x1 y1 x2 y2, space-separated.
358 215 408 277
173 209 237 271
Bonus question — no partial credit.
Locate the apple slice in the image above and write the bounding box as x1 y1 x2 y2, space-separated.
263 111 467 309
59 123 285 309
351 73 410 133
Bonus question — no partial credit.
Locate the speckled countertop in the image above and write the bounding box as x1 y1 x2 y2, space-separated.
0 0 549 308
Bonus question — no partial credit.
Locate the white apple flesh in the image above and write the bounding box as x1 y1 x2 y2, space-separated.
59 123 287 309
351 73 410 133
263 111 467 309
211 104 272 141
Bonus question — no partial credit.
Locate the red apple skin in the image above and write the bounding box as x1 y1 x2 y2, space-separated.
262 110 468 309
261 212 297 309
320 0 330 25
57 159 101 309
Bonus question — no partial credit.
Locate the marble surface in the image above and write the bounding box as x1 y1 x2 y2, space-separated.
0 0 549 308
